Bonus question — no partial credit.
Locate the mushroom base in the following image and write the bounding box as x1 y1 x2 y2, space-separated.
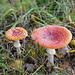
46 49 56 65
14 40 21 54
16 47 21 55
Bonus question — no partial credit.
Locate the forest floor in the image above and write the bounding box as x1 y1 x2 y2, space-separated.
0 0 75 75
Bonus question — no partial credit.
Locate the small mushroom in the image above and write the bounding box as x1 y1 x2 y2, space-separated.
5 27 28 54
31 25 72 65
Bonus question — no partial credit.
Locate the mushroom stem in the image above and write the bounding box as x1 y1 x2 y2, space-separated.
46 49 56 65
16 47 21 55
48 54 54 64
14 40 21 54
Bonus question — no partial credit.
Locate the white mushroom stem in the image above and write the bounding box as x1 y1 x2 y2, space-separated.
14 40 21 54
46 49 56 65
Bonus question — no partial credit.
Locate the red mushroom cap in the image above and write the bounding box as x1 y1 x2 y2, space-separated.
5 27 28 40
31 25 72 49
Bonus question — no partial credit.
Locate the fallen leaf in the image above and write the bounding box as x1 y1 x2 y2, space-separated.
60 61 72 70
23 56 38 72
70 40 75 46
70 50 75 53
23 63 36 72
56 45 72 58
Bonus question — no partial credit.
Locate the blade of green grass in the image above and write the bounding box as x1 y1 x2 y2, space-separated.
11 8 34 28
32 60 46 75
0 9 16 20
0 63 8 69
3 69 5 75
0 30 4 34
23 69 27 75
32 15 48 25
42 10 62 23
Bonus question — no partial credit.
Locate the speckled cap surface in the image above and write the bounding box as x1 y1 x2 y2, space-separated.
5 27 28 40
31 25 72 49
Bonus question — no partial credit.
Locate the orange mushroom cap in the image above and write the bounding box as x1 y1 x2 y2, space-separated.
5 27 28 40
31 25 72 49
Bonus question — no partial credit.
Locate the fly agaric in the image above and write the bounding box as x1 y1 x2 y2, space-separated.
31 25 72 64
5 27 28 54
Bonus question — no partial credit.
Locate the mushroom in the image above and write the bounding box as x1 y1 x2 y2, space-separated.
5 27 28 54
31 25 72 65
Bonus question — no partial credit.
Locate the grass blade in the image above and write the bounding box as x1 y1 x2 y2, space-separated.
0 9 16 20
0 63 8 69
32 60 46 75
11 8 34 28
